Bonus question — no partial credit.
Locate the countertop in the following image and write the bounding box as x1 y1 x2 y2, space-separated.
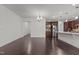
58 31 79 35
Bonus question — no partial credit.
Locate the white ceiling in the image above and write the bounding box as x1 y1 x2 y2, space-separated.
3 4 79 21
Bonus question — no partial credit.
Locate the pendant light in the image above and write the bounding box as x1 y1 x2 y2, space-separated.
36 12 43 21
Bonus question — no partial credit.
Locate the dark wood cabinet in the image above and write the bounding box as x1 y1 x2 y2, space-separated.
46 22 52 38
64 19 79 32
46 22 58 39
64 22 68 31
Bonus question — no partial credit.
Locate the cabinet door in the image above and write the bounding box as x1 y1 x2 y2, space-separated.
64 22 68 31
46 22 52 38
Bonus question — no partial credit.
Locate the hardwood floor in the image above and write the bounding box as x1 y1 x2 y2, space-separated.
57 39 79 55
0 34 79 55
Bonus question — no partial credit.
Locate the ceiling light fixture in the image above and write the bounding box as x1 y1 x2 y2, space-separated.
37 16 43 21
36 11 43 21
37 16 40 20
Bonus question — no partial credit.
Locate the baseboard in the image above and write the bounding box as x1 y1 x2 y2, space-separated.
57 39 79 55
0 34 30 55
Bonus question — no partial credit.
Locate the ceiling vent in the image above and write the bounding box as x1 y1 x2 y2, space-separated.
76 6 79 8
75 5 79 9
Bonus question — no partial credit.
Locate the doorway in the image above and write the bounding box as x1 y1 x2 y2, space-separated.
46 21 58 39
45 21 58 54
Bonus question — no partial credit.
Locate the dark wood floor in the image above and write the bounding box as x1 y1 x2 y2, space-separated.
0 34 79 55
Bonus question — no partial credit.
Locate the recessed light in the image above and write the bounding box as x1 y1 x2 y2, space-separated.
72 4 76 6
65 19 68 22
75 16 78 19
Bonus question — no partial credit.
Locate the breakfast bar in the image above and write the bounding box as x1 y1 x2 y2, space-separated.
58 31 79 48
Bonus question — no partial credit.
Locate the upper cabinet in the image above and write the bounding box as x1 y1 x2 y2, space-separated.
64 19 79 32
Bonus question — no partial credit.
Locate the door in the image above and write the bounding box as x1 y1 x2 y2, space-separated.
46 22 58 39
46 22 52 39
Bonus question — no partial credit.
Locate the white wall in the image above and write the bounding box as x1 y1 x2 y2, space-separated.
0 5 27 47
30 19 46 37
24 22 30 35
58 21 64 32
22 18 31 35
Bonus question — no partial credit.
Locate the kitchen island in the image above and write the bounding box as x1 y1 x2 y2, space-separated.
58 31 79 48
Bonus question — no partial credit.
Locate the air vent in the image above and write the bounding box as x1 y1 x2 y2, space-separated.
75 5 79 9
76 6 79 8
